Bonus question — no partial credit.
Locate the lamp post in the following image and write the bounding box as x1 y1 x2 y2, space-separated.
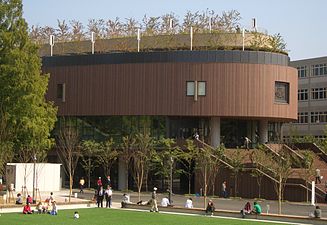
32 154 36 203
169 156 174 204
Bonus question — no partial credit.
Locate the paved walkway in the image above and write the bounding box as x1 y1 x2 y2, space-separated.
1 189 326 219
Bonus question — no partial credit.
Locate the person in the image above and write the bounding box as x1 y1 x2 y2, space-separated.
16 193 23 204
221 181 227 198
194 132 199 140
121 193 131 208
185 198 193 208
252 202 262 215
50 201 58 215
150 187 159 212
97 186 104 208
26 195 33 204
315 168 322 184
23 202 33 214
97 177 102 188
105 185 113 208
74 211 80 219
313 206 322 218
79 177 85 193
36 202 43 214
240 202 252 218
45 192 54 204
235 25 241 33
161 196 170 207
107 175 111 187
205 200 215 216
244 137 251 150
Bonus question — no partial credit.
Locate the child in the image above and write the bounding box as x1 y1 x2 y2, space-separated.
74 211 80 219
36 202 44 214
50 201 58 215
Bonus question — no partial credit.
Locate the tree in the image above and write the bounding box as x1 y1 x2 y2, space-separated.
56 119 80 203
301 150 315 202
229 148 244 197
132 132 155 201
268 33 287 52
182 139 198 194
81 140 100 188
0 0 57 179
97 138 118 180
120 135 135 191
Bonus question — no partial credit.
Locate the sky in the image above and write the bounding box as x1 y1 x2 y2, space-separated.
22 0 327 60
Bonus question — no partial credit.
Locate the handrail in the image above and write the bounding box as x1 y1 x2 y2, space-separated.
285 182 325 200
243 167 279 183
283 144 304 160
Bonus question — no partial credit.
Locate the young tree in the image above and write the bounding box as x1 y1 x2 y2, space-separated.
81 140 100 188
120 135 136 191
229 148 244 197
182 139 198 194
0 0 57 178
97 138 119 181
56 119 80 203
268 33 287 52
132 132 155 201
301 150 315 202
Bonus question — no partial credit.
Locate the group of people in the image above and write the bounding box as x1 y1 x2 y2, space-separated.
94 176 113 208
21 192 57 215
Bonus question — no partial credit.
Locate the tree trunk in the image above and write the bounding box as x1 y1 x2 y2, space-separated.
88 158 91 188
69 173 72 203
203 167 207 209
188 173 191 195
278 180 282 214
234 174 238 197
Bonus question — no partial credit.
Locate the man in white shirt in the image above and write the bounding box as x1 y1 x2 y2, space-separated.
161 197 170 207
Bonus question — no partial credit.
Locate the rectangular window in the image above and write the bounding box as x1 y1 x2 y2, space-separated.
275 81 289 103
186 81 195 96
298 112 308 123
311 87 327 100
298 89 308 101
311 64 327 76
57 83 66 102
186 81 206 96
297 66 307 78
310 111 327 123
198 81 206 96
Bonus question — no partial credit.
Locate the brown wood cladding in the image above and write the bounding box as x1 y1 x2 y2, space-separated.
44 62 297 120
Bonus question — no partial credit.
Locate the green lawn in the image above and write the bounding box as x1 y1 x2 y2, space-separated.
0 208 289 225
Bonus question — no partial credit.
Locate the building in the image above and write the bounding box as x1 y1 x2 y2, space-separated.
282 56 327 139
42 46 297 190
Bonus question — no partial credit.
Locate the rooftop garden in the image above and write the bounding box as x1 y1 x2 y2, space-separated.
29 10 287 56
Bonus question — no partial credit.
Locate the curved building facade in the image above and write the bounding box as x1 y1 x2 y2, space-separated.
44 50 297 148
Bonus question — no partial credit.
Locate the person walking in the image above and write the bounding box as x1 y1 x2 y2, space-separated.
315 168 322 184
79 177 85 193
221 181 227 198
105 186 113 208
150 187 159 212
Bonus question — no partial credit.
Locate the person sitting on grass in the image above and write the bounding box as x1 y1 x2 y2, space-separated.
36 201 47 214
310 206 322 218
23 202 33 214
121 193 131 208
240 202 252 218
205 200 215 216
74 211 80 219
185 198 193 208
252 202 262 216
161 196 170 207
16 193 23 205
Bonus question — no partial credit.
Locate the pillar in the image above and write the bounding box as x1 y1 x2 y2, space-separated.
210 117 221 148
118 156 127 191
259 120 268 144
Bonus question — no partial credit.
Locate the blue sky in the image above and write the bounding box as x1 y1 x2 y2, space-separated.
22 0 327 60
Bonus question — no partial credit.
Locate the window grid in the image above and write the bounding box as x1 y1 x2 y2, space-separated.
297 112 308 123
297 66 307 78
311 87 327 100
310 111 327 123
311 64 327 76
298 89 308 101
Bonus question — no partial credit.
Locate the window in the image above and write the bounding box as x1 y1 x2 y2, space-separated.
298 89 308 101
57 83 66 102
310 111 327 123
186 81 206 96
311 64 327 76
297 66 307 78
186 81 195 96
275 82 289 103
298 112 308 123
311 87 327 100
198 81 206 96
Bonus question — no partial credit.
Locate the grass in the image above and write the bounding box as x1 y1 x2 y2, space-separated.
0 208 288 225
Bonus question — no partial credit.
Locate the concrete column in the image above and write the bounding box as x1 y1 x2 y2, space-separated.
259 120 268 144
210 117 221 148
118 156 127 191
